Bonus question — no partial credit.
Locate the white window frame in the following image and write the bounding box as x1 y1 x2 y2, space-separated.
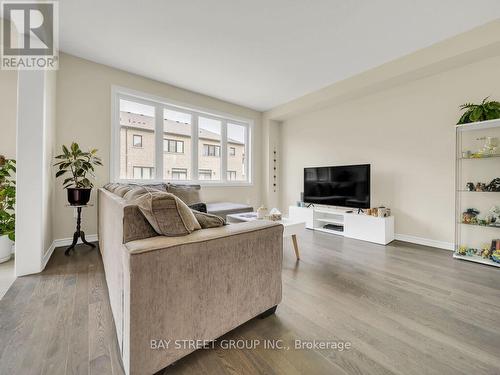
111 86 253 186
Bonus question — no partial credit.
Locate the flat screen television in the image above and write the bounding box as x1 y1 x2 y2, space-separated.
303 164 370 208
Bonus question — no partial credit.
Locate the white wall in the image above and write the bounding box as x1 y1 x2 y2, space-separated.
278 55 500 247
0 71 17 159
15 70 57 276
55 53 263 240
0 18 17 159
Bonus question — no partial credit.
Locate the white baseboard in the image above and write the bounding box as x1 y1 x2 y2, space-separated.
53 234 99 248
395 233 454 251
41 242 56 270
41 234 99 271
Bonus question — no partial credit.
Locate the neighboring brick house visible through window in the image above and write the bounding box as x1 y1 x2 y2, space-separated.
116 95 250 183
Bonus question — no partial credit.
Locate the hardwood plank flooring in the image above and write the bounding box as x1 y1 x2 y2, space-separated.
0 229 499 375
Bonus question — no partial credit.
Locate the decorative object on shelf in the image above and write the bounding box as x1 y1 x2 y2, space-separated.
488 206 500 225
478 136 499 155
457 97 500 124
462 208 480 224
486 178 500 192
465 247 477 256
54 142 102 206
475 182 486 192
257 205 268 219
457 246 467 255
492 241 500 263
480 244 492 259
462 150 471 159
0 155 16 264
466 182 475 191
376 207 391 217
364 207 391 217
267 208 282 221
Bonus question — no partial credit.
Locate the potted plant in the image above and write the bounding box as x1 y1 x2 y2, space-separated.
54 142 102 206
457 97 500 124
0 155 16 263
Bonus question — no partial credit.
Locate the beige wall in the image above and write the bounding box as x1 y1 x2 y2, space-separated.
279 55 500 245
55 53 263 240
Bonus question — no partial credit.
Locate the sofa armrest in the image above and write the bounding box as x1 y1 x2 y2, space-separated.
125 220 281 254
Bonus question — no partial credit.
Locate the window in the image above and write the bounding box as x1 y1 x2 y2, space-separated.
119 99 156 179
133 166 154 179
199 169 212 180
171 168 187 180
227 123 248 181
163 108 191 180
113 90 251 184
199 117 221 181
164 139 184 153
133 135 142 147
203 144 220 157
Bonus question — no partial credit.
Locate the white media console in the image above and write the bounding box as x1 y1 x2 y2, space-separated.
289 206 394 245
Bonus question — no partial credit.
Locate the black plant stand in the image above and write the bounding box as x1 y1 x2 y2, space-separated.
65 205 96 256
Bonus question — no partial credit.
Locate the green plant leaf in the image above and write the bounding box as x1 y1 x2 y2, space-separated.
469 106 483 122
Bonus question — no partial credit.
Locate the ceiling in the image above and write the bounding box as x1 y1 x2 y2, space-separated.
60 1 500 111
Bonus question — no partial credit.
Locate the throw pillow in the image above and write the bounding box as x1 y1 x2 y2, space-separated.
123 205 158 243
114 185 133 197
192 210 226 229
188 202 207 213
166 184 202 206
123 186 160 201
135 191 201 236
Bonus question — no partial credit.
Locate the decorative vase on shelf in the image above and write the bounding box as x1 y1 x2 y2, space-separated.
257 206 268 219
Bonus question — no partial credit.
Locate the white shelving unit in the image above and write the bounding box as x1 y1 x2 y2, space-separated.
289 206 394 245
454 118 500 268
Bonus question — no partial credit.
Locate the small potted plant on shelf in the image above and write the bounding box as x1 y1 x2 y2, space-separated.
54 142 102 206
457 97 500 124
0 155 16 263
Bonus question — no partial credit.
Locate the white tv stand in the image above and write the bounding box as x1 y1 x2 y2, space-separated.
289 205 394 245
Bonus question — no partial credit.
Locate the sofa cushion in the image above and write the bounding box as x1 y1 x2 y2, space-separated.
166 184 202 206
104 182 121 192
130 182 168 191
123 186 160 201
114 185 133 197
192 210 225 229
206 202 253 219
135 191 201 236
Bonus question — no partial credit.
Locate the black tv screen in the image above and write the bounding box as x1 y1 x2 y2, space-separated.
304 164 370 208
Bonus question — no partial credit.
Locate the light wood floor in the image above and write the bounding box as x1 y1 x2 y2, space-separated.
1 229 500 375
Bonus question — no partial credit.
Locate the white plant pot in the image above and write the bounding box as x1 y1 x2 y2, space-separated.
0 235 13 264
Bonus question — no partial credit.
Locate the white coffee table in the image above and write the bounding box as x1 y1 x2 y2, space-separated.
226 212 306 260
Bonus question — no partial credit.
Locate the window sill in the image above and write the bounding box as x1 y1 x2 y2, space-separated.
114 179 253 187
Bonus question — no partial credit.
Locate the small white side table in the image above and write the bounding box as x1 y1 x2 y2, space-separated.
226 212 306 260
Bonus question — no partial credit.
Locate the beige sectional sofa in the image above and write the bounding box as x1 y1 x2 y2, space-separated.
98 187 284 375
